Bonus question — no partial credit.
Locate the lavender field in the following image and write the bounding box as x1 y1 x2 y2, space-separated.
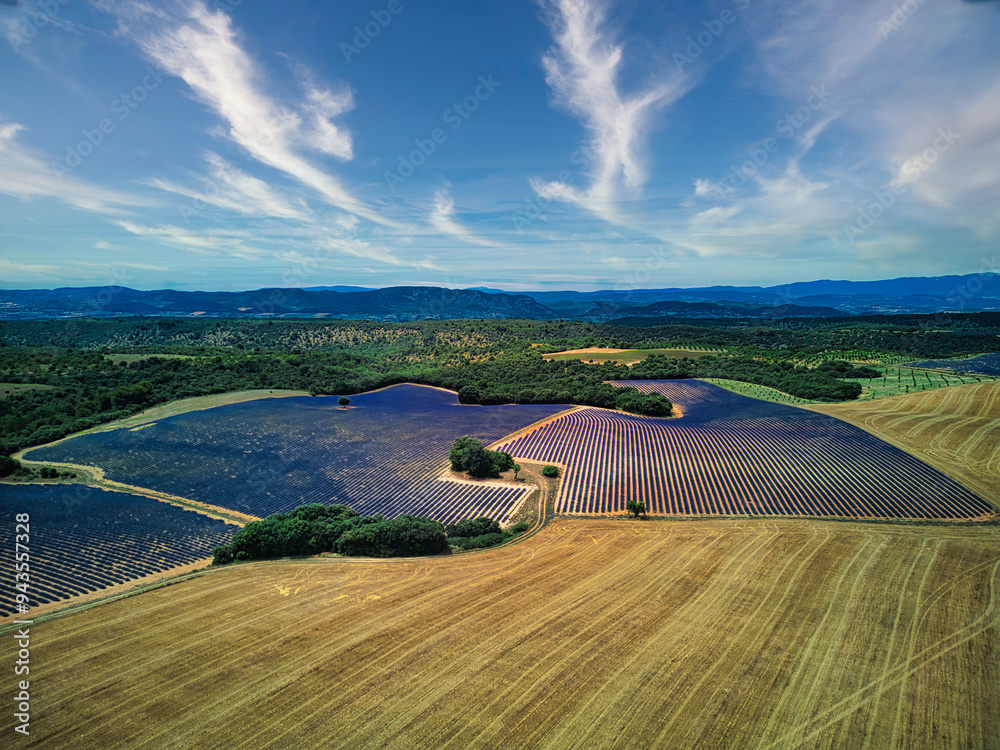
26 385 568 524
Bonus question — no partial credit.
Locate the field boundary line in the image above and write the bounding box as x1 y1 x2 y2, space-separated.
484 406 583 449
803 386 1000 514
4 454 258 526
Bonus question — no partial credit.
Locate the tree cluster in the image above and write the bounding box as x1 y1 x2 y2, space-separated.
449 436 514 479
211 503 448 563
628 354 866 401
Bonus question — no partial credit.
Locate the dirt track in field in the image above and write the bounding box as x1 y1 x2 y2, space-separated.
4 518 998 749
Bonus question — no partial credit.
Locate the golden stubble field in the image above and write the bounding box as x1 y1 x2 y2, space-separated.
4 518 998 749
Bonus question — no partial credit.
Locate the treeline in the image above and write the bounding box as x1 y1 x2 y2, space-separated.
445 517 530 550
211 504 529 562
4 314 998 359
607 318 1000 359
2 315 997 452
433 354 673 415
628 355 873 401
212 504 448 562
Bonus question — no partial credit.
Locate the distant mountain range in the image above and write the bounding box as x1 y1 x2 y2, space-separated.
499 274 1000 317
0 286 551 321
1 273 998 321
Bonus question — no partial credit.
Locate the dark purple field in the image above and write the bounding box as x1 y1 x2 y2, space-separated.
497 380 991 520
0 484 236 618
907 353 1000 375
26 385 568 524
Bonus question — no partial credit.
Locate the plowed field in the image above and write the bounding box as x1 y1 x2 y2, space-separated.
5 519 997 749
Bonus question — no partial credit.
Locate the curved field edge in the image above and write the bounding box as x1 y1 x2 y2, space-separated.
501 381 992 522
803 381 1000 512
3 518 996 749
9 389 310 523
15 384 566 524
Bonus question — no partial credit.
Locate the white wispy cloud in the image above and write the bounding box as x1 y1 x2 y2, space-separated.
114 219 266 259
114 216 441 273
0 121 149 213
146 152 310 220
307 237 441 271
0 258 67 275
746 0 1000 236
672 0 1000 270
430 188 500 248
103 0 398 227
532 0 688 221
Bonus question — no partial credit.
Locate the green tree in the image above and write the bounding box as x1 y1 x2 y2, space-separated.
542 465 559 478
449 435 481 471
457 385 481 404
512 463 521 480
626 500 647 518
490 450 514 475
449 436 496 478
338 396 351 406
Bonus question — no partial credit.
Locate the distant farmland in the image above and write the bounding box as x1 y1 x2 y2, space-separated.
906 352 1000 376
542 346 715 365
5 518 996 749
497 380 993 520
25 385 568 524
0 484 235 618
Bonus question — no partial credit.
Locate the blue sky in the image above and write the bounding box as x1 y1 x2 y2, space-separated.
1 0 999 292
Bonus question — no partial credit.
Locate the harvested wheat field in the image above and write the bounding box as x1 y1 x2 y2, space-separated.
4 518 998 749
807 380 1000 510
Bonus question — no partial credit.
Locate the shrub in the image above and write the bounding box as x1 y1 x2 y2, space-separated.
451 532 506 550
0 455 19 478
446 517 501 538
542 465 560 478
457 385 481 404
